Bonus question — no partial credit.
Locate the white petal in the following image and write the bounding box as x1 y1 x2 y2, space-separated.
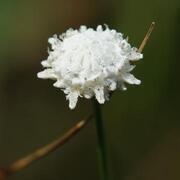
123 74 141 85
79 25 87 32
66 91 79 109
37 69 57 80
53 80 64 88
96 25 103 32
118 81 127 90
41 60 51 67
94 87 105 104
128 50 143 61
109 81 117 91
84 94 92 99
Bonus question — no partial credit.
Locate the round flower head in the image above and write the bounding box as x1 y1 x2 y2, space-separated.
37 25 143 109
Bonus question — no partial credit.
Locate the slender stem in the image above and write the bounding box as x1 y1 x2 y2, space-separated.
93 99 108 180
138 22 155 53
0 115 93 180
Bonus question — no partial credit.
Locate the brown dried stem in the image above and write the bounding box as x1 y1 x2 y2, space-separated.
138 22 155 53
0 114 93 179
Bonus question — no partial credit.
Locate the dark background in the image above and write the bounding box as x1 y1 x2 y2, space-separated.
0 0 180 179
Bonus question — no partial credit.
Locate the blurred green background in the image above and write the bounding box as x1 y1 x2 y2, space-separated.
0 0 180 179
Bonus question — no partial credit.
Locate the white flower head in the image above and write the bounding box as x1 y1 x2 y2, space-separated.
37 25 143 109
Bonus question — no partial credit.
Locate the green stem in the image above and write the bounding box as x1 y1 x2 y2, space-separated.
92 99 109 180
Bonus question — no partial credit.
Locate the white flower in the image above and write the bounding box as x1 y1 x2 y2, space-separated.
37 25 143 109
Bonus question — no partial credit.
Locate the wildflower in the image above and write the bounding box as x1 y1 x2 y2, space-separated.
37 25 143 109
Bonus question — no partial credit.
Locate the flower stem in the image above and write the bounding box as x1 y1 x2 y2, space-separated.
92 99 109 180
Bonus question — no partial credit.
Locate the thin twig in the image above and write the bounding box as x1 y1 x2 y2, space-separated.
138 22 155 53
0 114 93 179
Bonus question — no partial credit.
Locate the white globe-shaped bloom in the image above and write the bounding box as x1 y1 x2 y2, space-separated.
37 25 143 109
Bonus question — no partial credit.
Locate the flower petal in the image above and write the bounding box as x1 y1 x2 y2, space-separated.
94 87 105 104
66 91 79 109
37 69 57 80
122 73 141 85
